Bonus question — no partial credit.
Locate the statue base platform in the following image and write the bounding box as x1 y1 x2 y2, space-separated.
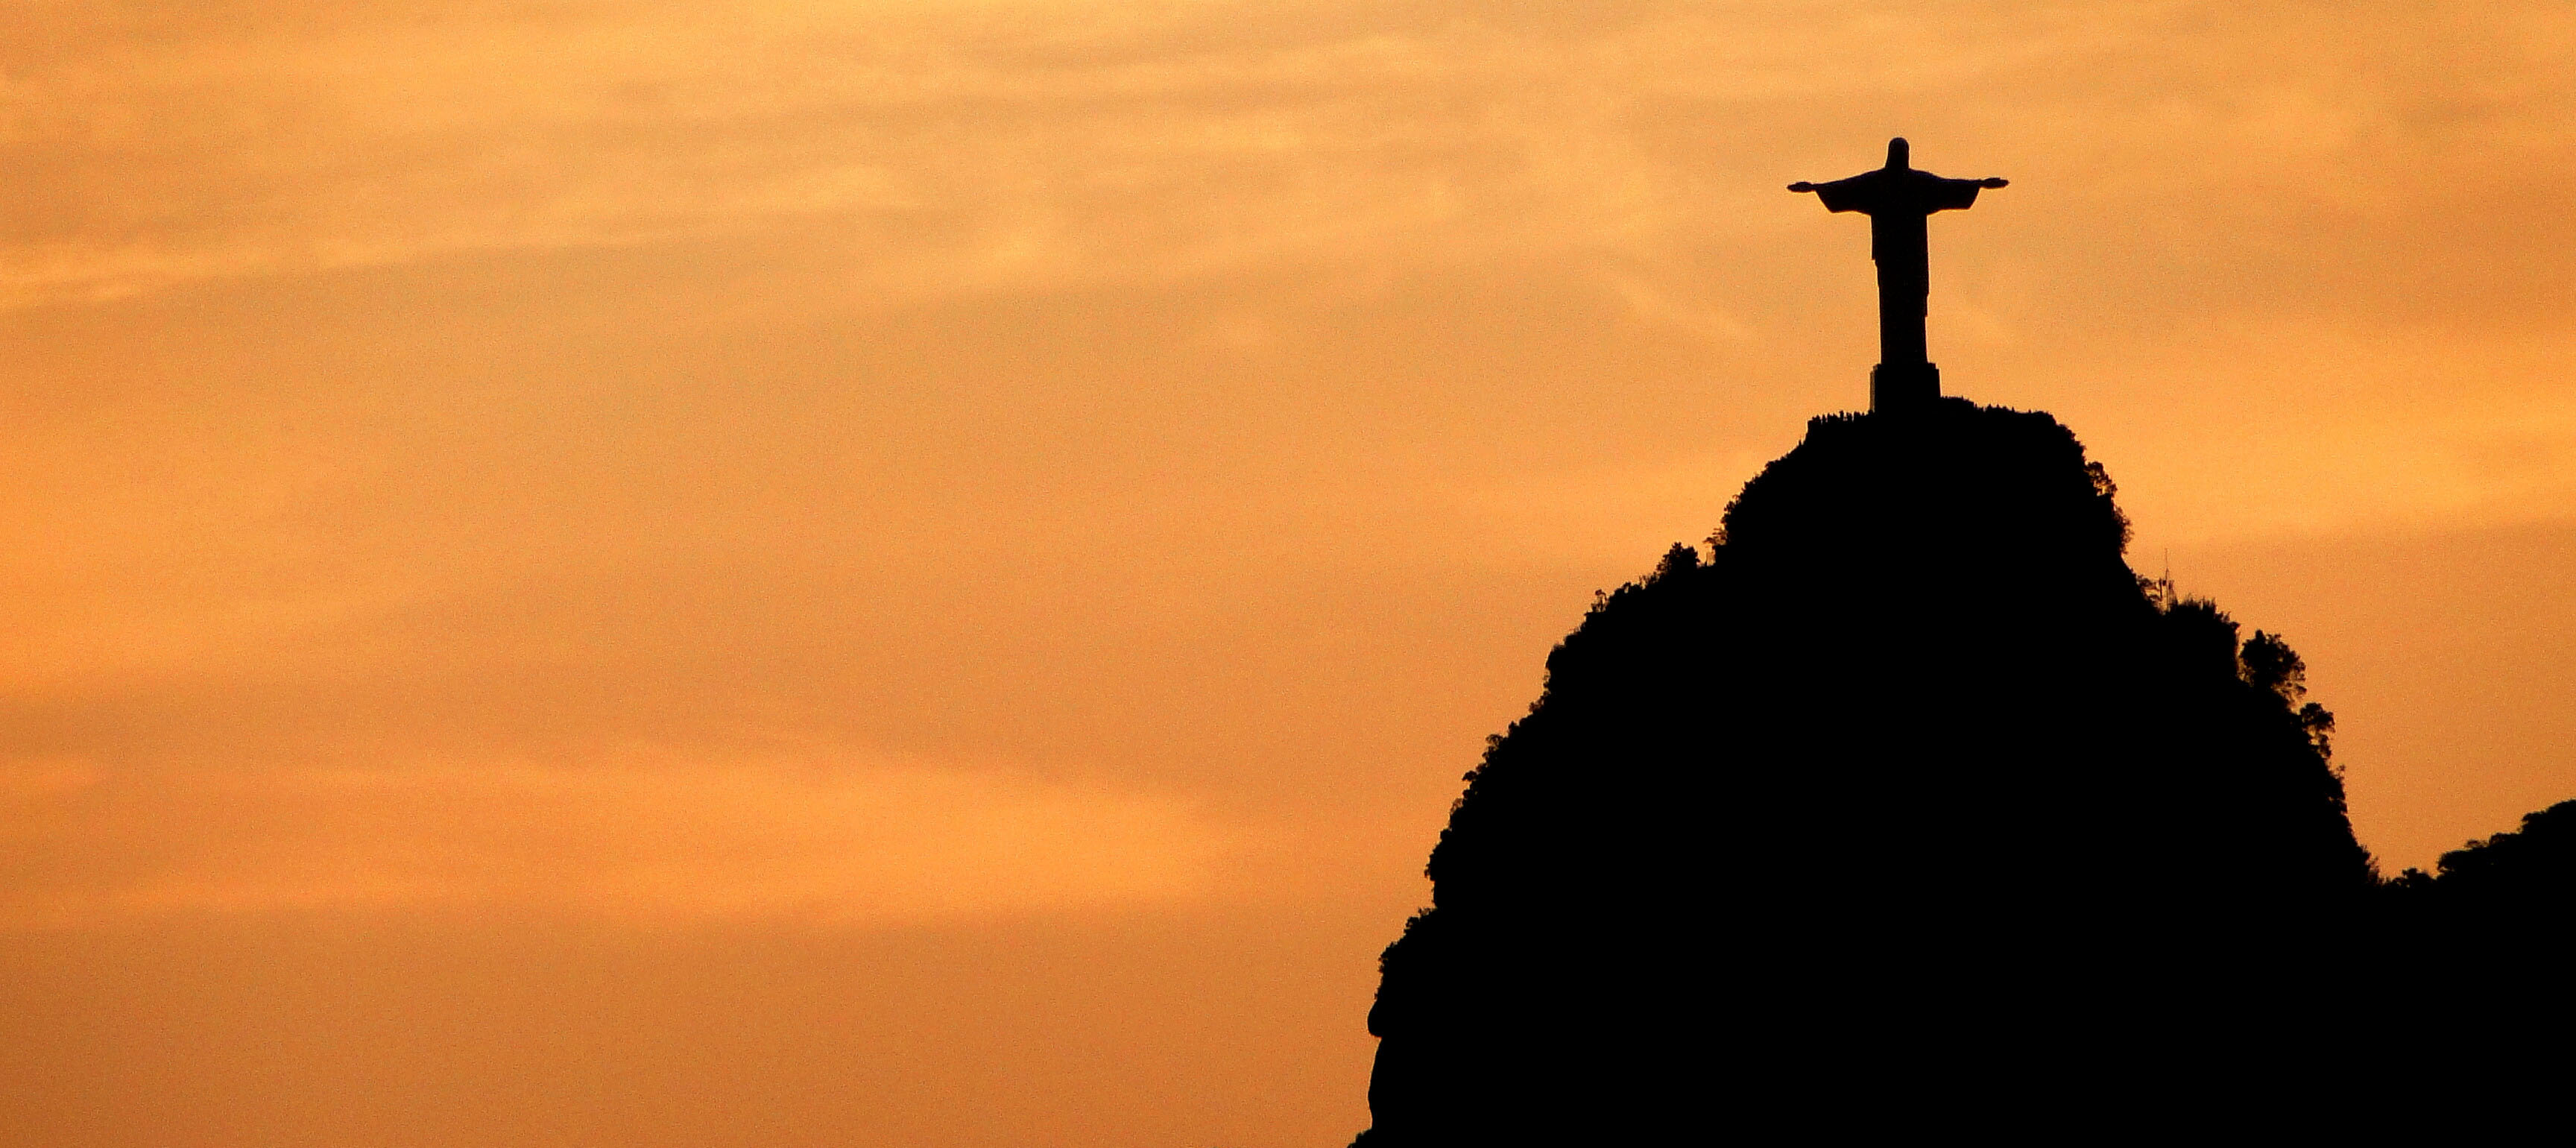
1871 362 1941 413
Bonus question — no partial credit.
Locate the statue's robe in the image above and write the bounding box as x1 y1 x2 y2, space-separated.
1808 168 1990 368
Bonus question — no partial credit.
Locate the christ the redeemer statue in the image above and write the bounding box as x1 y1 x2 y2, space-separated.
1790 138 2007 412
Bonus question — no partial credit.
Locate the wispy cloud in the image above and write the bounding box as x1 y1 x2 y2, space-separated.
3 0 2574 939
0 750 1229 929
14 0 2496 308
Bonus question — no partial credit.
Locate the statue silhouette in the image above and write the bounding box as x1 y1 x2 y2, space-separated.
1790 137 2007 411
1348 141 2576 1146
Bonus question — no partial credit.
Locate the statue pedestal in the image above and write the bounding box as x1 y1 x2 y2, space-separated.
1871 362 1941 413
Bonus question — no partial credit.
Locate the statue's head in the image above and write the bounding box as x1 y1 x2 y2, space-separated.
1887 137 1911 170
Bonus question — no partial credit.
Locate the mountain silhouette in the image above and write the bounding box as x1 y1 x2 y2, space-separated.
1352 399 2572 1142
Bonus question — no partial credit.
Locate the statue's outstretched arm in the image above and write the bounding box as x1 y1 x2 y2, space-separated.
1788 181 1817 193
1979 177 2009 189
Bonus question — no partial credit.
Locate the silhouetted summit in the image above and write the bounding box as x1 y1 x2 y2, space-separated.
2401 800 2576 903
1356 400 2404 1142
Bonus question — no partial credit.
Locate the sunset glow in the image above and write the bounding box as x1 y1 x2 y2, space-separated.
5 2 2574 1144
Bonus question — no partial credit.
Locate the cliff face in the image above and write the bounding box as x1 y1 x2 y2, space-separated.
1357 401 2375 1142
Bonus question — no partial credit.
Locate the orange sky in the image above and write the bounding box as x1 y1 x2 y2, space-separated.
4 1 2573 1144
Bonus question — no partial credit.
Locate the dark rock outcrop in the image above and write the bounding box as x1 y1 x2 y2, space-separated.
1357 400 2389 1142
